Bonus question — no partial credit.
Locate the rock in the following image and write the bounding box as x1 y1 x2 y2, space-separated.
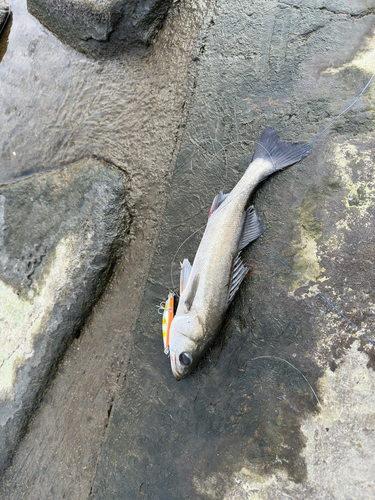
90 0 375 498
27 0 174 56
0 0 9 33
0 159 129 474
0 0 209 493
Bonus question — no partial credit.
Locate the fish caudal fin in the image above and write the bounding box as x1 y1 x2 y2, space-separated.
252 126 310 170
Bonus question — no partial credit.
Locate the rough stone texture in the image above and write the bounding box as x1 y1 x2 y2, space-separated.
0 0 211 496
27 0 173 55
0 0 9 32
0 159 129 474
1 0 375 497
90 0 375 498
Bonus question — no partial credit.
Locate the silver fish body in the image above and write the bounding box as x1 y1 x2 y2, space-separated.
169 126 310 380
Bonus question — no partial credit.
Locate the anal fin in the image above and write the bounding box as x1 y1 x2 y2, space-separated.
228 253 248 304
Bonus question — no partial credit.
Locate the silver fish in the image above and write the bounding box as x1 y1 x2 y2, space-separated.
169 126 310 380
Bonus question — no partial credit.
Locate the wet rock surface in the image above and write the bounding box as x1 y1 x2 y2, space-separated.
0 0 210 496
0 159 129 474
27 0 173 55
0 0 375 498
90 0 375 498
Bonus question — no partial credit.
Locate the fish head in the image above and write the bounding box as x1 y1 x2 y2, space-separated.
169 311 204 380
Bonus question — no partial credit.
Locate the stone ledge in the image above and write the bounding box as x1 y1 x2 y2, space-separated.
0 159 130 473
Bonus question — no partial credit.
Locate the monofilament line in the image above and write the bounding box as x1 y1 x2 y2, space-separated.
170 223 207 296
301 68 375 157
207 66 375 219
254 244 375 348
250 355 322 408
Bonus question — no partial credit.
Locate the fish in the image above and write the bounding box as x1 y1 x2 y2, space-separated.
168 126 311 380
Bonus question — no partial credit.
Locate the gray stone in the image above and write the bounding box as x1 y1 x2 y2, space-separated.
0 0 209 493
0 0 9 33
27 0 173 56
0 159 129 473
90 0 375 498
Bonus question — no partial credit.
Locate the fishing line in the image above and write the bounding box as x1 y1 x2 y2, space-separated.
170 222 207 296
250 355 322 408
254 244 375 348
301 67 375 157
209 67 375 221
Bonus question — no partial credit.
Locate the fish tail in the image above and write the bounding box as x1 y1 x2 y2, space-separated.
252 126 311 170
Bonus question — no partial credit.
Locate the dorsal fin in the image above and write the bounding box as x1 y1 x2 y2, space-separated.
239 206 265 250
180 259 192 295
185 274 200 311
208 191 228 218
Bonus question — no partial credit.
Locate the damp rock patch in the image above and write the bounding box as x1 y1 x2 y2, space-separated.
0 159 129 473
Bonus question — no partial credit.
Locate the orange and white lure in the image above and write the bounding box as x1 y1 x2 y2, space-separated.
162 292 175 355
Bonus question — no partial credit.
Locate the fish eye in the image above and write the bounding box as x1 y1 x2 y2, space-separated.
179 352 192 366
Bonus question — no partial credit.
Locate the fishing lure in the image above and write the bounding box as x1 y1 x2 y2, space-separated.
162 292 174 355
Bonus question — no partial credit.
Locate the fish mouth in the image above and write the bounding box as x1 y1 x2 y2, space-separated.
170 353 182 381
171 364 182 381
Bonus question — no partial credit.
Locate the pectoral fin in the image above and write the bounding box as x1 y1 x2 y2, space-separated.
180 258 192 295
208 191 228 218
239 205 265 250
185 274 200 312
